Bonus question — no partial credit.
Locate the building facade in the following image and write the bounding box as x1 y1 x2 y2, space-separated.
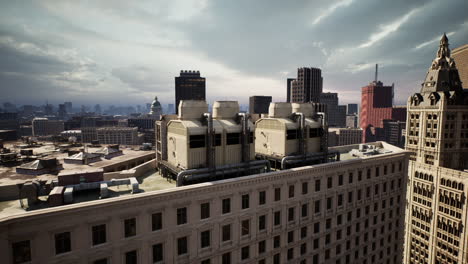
287 78 295 103
291 68 323 103
383 120 406 148
1 142 408 264
249 96 272 114
96 127 141 145
175 70 206 114
346 115 359 128
403 34 468 264
347 104 358 115
319 93 346 128
452 44 468 88
328 128 363 147
32 118 65 137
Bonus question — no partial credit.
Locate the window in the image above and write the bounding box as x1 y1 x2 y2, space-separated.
214 134 222 146
302 203 308 217
55 231 71 254
349 173 353 183
189 135 205 148
288 230 294 243
339 174 343 185
201 259 211 264
93 259 108 264
153 243 163 263
226 132 240 145
289 185 295 198
92 224 106 245
301 226 307 238
315 179 321 192
288 207 295 222
274 188 281 201
241 219 250 236
274 211 281 226
222 252 231 264
301 243 307 255
177 237 187 255
241 246 250 260
152 213 162 231
315 200 321 213
177 208 187 225
242 194 250 209
274 254 281 264
222 198 231 214
288 248 294 260
338 194 343 206
125 250 137 264
259 191 266 205
327 177 333 188
259 215 266 231
314 222 320 233
12 240 31 264
124 218 136 237
258 240 266 254
201 203 210 219
302 182 308 194
287 129 298 140
222 224 231 242
327 197 332 210
201 230 211 248
274 235 281 248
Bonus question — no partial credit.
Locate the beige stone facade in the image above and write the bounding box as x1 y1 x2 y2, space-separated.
1 142 408 264
452 44 468 89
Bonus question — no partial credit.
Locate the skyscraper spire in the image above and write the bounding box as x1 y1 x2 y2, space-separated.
375 64 378 82
437 32 450 58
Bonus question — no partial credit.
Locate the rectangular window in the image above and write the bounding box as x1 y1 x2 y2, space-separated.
327 197 332 210
241 219 250 236
125 250 137 264
315 200 321 213
226 133 240 145
288 207 295 222
326 218 331 229
222 252 231 264
327 177 332 188
274 211 281 226
259 191 266 205
189 134 205 148
124 218 136 238
287 248 294 260
286 129 298 140
258 240 266 254
349 173 353 183
241 246 250 260
302 182 308 194
153 243 163 263
288 230 294 243
55 231 71 255
338 194 343 206
301 203 308 217
201 259 210 264
177 237 187 255
314 222 320 233
259 215 266 231
222 224 231 242
301 243 307 255
315 179 321 192
93 259 108 264
152 213 162 231
242 194 250 209
289 185 295 198
301 226 307 238
348 191 353 203
222 198 231 214
274 188 281 201
177 208 187 225
12 240 31 264
274 235 281 248
201 230 210 248
338 174 343 185
274 253 281 264
201 203 210 219
92 224 106 245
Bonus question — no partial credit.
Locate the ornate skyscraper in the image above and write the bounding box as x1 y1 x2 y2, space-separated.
403 34 468 264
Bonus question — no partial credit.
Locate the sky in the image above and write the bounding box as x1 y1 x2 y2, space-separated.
0 0 467 108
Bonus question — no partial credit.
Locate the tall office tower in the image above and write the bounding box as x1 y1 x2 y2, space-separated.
403 34 468 264
286 78 295 102
360 65 406 142
249 96 272 114
383 120 406 148
320 93 346 127
452 44 468 88
291 67 323 103
175 70 206 114
58 104 67 120
64 102 73 113
347 104 358 115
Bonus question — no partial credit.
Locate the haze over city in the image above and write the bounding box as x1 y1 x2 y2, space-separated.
1 0 467 106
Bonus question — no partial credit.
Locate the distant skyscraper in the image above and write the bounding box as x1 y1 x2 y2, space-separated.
383 119 405 148
249 96 272 114
347 103 358 115
175 70 206 114
403 34 468 264
291 67 323 103
346 114 358 128
64 102 72 113
452 44 468 88
286 78 295 102
94 104 101 115
360 64 405 142
58 104 67 120
319 92 346 127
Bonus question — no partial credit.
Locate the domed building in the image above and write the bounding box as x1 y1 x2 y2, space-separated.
149 96 162 117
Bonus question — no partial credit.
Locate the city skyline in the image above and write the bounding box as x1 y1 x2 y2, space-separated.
1 0 467 106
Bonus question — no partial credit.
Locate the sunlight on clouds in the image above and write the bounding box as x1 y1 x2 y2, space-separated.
312 0 354 25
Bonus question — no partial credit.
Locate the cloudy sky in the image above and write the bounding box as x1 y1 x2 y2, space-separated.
0 0 467 108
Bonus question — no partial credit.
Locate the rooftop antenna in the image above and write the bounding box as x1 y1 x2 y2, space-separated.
374 64 378 83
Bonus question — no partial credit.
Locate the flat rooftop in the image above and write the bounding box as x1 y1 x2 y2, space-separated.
0 141 154 186
0 141 405 219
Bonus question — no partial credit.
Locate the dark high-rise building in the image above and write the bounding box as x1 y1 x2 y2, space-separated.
291 67 323 103
286 78 295 102
175 70 206 114
249 96 272 114
319 93 346 127
64 102 72 113
58 104 67 120
347 103 358 115
383 119 405 148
